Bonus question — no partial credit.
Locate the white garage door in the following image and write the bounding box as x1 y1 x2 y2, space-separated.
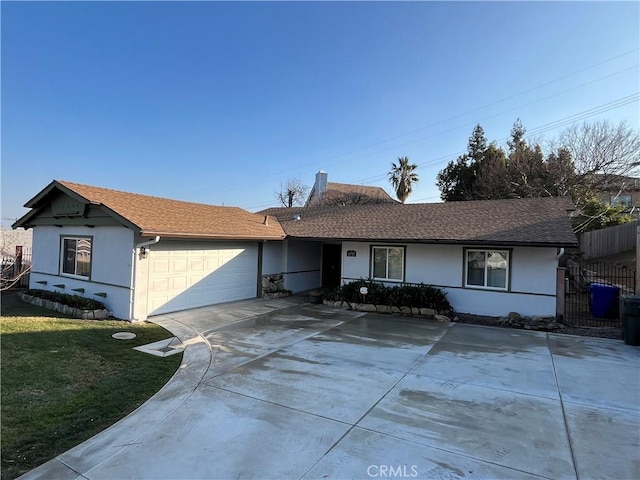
147 242 259 316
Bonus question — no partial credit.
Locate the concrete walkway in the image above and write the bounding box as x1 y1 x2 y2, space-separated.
21 299 640 480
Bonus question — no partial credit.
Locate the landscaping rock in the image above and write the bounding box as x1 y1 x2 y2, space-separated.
400 306 412 315
307 293 323 304
508 311 521 321
434 314 450 323
20 294 112 321
359 304 377 313
411 307 421 316
420 308 436 316
545 321 565 331
376 305 392 314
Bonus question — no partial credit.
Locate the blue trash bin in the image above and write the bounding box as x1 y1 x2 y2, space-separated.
589 283 620 319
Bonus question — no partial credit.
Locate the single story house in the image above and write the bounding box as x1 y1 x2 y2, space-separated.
13 180 577 321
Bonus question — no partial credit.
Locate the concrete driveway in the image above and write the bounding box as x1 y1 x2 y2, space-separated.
23 298 639 480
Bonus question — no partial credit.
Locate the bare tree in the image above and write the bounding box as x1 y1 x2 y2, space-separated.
554 120 640 183
275 178 309 208
1 229 31 291
319 191 394 206
1 258 31 291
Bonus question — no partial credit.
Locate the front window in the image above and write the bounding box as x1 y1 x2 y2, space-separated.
62 237 92 277
465 249 509 290
610 195 632 208
372 246 404 281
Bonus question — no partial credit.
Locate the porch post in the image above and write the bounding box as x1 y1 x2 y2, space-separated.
257 242 264 298
14 246 23 277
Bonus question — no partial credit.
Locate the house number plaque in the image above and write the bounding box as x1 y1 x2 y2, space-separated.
346 250 357 257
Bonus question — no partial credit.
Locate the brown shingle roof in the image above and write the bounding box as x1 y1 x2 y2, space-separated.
307 182 396 205
260 197 577 247
19 180 285 240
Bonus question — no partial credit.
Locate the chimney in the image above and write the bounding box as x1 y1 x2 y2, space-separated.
307 170 329 206
315 171 328 196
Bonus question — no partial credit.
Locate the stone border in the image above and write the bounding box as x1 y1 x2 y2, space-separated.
263 291 291 299
20 294 111 320
323 300 451 321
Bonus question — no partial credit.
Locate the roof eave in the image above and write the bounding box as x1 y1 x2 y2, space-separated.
11 209 39 229
139 230 286 241
284 235 578 248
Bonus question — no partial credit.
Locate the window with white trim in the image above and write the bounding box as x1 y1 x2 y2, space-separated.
465 249 509 290
61 237 92 278
372 246 404 281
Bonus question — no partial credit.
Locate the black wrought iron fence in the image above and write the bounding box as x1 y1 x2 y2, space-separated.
564 261 635 327
1 246 31 289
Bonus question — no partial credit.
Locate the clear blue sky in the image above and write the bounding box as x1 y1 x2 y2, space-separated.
2 1 639 226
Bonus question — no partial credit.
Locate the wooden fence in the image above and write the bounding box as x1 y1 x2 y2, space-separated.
579 221 639 259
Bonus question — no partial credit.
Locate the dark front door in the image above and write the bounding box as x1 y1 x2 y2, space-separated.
322 244 342 289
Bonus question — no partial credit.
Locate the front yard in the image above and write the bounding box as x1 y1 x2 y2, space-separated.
0 291 182 480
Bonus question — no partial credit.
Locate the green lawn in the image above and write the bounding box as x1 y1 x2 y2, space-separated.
1 291 182 480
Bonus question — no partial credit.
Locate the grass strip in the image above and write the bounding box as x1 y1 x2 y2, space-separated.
1 291 182 479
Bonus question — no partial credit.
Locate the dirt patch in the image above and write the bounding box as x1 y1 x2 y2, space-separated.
453 313 622 340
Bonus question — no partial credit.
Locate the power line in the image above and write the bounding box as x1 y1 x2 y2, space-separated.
344 92 640 185
323 66 638 177
198 49 640 198
311 56 639 171
241 92 639 209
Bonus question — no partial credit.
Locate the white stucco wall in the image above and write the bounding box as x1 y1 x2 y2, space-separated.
262 241 284 275
340 241 559 317
29 226 135 320
282 240 322 292
443 288 556 317
341 241 372 281
405 244 462 286
510 247 558 296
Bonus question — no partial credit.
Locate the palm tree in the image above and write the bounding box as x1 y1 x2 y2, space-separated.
388 156 419 203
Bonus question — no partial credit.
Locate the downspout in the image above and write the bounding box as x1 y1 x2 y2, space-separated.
129 236 160 321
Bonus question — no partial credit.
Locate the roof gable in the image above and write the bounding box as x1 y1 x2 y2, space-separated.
14 180 286 240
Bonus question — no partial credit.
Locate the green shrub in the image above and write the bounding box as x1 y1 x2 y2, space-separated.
339 279 387 304
26 289 106 310
332 279 451 312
